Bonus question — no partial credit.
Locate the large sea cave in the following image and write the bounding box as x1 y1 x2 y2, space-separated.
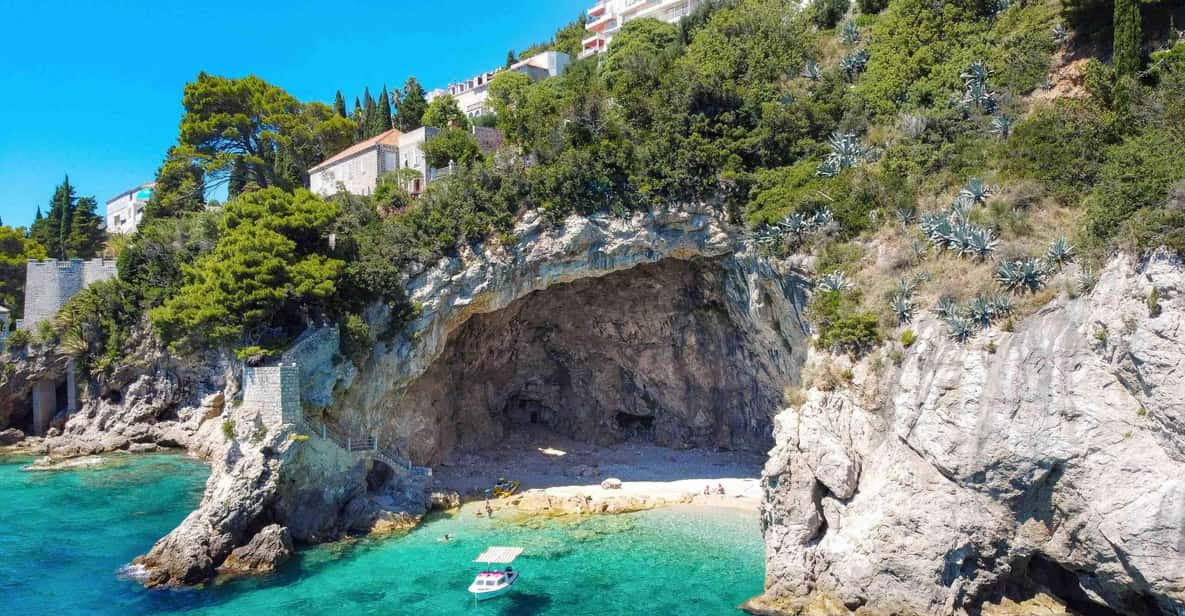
377 256 806 467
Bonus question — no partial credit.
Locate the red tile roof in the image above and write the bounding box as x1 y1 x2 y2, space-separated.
309 128 402 173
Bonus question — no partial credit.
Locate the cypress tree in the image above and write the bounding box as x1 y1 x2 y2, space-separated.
1113 0 1142 77
334 90 348 118
29 207 52 256
506 49 517 68
64 196 104 258
396 77 428 132
362 87 376 138
376 85 394 134
34 176 78 259
353 97 364 141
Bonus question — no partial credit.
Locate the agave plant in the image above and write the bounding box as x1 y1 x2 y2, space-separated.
991 114 1014 139
896 206 918 226
811 207 835 229
748 225 783 247
990 0 1010 16
1051 23 1069 45
780 93 796 106
966 296 993 327
840 49 870 81
996 258 1049 294
959 178 993 206
817 132 863 177
890 292 916 324
777 212 814 244
945 313 978 342
840 21 861 45
963 225 999 260
801 60 821 81
960 61 992 89
1045 237 1075 269
934 296 960 320
894 277 918 299
910 239 928 260
961 79 997 113
817 271 851 292
989 292 1015 317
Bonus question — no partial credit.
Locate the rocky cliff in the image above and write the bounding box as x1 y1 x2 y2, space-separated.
752 251 1185 616
132 205 810 586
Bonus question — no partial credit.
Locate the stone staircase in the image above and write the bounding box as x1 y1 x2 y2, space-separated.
296 416 428 477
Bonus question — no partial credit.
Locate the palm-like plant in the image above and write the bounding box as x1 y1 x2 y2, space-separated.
963 225 999 260
959 178 993 206
961 79 997 113
840 21 861 45
991 114 1014 139
996 258 1049 294
960 61 992 88
1045 237 1075 269
801 61 821 81
817 271 851 292
1078 267 1096 294
967 296 996 327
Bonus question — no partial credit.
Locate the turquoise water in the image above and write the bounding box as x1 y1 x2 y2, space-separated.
0 454 764 615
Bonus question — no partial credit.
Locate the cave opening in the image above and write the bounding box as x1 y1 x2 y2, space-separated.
384 257 802 480
366 460 396 494
1003 555 1126 616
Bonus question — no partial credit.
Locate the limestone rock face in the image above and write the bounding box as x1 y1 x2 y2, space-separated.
601 477 623 490
135 205 807 588
757 252 1185 616
330 206 807 466
217 524 294 575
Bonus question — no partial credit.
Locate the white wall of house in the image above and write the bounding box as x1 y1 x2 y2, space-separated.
104 184 153 234
309 146 398 197
397 127 441 195
429 50 571 118
581 0 701 57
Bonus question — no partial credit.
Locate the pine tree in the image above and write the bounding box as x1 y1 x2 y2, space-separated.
396 77 428 132
64 196 104 258
376 85 394 134
228 158 249 198
334 90 348 118
506 49 517 68
1113 0 1142 77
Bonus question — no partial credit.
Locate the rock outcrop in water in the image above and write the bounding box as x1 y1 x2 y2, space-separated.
750 251 1185 616
132 205 809 587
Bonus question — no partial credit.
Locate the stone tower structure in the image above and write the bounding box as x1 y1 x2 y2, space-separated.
19 259 118 330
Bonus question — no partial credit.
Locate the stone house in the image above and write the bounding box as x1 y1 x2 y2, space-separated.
308 128 402 197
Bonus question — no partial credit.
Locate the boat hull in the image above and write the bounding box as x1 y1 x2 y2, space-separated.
469 571 519 601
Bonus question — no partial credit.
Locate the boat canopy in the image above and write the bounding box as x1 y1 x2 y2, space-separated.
474 546 524 564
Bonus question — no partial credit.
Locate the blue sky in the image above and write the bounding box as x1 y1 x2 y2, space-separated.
0 0 588 228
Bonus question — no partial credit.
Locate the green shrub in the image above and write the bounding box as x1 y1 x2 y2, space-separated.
990 1 1059 93
857 0 888 14
4 329 30 351
1000 100 1117 204
341 313 375 363
1147 287 1162 317
900 329 916 347
811 0 850 29
816 241 866 274
1086 129 1180 244
221 420 236 442
808 289 883 357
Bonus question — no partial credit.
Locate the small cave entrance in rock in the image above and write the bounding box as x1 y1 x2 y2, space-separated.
389 257 803 494
366 460 396 493
1002 555 1125 616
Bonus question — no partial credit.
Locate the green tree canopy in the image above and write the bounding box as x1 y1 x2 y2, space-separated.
150 187 343 354
28 176 105 259
422 94 472 131
396 77 428 131
423 128 481 169
144 146 207 220
0 226 47 318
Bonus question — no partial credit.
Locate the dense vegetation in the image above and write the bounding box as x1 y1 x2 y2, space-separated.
6 0 1185 366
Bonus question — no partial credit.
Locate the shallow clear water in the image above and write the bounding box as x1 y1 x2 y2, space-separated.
0 454 763 615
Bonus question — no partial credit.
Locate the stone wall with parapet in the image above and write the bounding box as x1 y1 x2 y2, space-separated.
280 326 346 409
19 259 118 330
241 364 301 427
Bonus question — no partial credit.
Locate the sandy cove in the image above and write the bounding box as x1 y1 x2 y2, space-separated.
432 427 765 517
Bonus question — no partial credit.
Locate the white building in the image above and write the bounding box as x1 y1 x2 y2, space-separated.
308 128 402 197
104 183 154 234
580 0 702 58
309 126 504 198
0 305 10 343
427 50 571 119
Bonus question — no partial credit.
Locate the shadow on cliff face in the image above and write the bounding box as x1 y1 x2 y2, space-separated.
386 257 803 468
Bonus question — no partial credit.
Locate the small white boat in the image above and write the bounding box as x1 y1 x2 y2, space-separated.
468 546 523 601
